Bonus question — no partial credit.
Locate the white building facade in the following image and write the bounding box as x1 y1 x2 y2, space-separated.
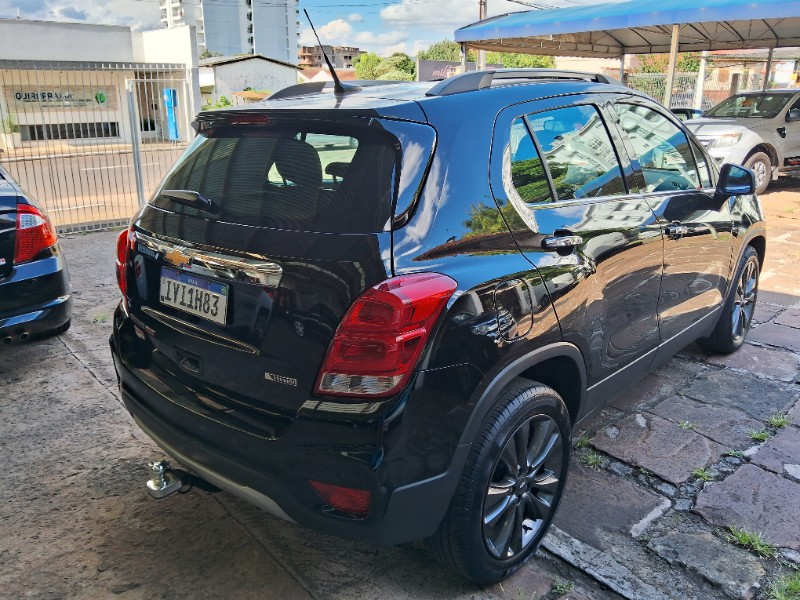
159 0 298 64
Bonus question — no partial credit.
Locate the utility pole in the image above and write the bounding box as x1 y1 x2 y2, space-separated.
477 0 486 70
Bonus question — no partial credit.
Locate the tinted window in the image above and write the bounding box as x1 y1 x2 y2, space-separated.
614 103 701 192
528 105 627 200
153 123 398 233
509 117 554 204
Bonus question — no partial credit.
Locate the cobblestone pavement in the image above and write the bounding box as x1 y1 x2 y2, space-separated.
1 181 798 600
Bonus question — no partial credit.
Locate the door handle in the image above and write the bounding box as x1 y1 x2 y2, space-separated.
665 223 689 238
542 235 583 250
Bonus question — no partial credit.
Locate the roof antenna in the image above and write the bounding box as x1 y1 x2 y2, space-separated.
304 9 358 95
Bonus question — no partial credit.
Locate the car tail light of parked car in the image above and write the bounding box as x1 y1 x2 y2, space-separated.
314 273 457 398
308 480 372 517
115 228 132 298
15 203 58 264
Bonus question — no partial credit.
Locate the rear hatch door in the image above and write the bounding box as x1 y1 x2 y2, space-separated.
0 172 17 280
124 111 436 420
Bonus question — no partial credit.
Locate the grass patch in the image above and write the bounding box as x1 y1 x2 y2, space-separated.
723 450 745 459
574 435 590 449
582 451 603 470
750 429 772 442
724 526 777 558
92 312 109 324
551 578 574 597
767 413 791 429
679 420 695 430
692 467 713 481
767 571 800 600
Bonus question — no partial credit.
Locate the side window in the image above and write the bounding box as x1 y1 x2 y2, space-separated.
615 103 701 192
527 104 627 200
509 117 554 204
689 137 713 188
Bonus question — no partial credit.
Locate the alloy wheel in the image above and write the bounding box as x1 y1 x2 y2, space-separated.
732 259 758 342
482 414 564 559
752 160 768 189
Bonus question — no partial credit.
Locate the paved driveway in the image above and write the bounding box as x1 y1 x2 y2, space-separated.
1 181 798 600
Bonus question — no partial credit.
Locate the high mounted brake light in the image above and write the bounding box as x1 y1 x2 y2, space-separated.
14 204 58 264
314 273 457 398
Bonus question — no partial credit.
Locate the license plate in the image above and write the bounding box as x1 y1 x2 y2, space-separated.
159 267 228 325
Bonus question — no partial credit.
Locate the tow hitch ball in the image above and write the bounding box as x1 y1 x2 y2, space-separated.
146 460 185 498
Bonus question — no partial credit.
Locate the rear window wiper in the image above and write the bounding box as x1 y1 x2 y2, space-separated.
161 190 217 213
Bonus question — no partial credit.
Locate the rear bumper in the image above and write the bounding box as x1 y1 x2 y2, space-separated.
110 324 466 545
0 251 72 339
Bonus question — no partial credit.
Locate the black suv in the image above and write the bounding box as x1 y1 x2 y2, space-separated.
110 70 765 583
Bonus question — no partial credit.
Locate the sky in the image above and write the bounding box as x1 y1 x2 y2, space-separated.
0 0 589 57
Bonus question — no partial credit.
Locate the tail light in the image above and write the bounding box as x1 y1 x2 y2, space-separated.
14 204 58 264
116 228 131 296
309 480 371 518
314 273 457 398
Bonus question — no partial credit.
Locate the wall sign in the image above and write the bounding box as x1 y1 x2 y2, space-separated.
6 86 117 110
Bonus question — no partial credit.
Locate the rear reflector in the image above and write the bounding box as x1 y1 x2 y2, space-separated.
309 480 371 518
115 228 131 297
14 204 58 264
314 272 457 398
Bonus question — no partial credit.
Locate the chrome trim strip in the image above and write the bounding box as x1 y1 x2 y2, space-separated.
142 306 260 355
135 231 283 287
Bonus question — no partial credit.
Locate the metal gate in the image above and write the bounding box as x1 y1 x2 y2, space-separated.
0 60 193 232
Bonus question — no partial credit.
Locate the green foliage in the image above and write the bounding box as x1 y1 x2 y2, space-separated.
574 435 590 449
354 52 386 80
417 39 476 62
485 52 555 68
204 95 232 110
582 451 603 470
679 420 695 430
692 467 713 481
767 571 800 600
767 413 791 428
724 526 777 558
199 49 223 59
510 155 553 203
378 70 414 81
384 52 415 77
749 428 771 442
1 113 19 134
637 52 703 73
723 450 745 458
551 578 574 597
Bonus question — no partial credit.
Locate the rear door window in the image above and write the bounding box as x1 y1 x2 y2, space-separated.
153 122 400 233
526 104 628 200
613 103 701 192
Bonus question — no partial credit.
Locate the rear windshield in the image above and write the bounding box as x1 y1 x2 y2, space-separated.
152 121 400 233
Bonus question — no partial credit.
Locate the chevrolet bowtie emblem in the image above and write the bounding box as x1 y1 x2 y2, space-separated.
163 248 191 268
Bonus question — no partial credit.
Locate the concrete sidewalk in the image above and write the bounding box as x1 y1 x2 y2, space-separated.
0 182 798 599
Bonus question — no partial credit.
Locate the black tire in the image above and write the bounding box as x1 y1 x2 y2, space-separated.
30 319 71 341
426 379 571 584
744 152 771 195
699 246 759 354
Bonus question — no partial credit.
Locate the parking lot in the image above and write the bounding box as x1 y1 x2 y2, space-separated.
1 181 798 600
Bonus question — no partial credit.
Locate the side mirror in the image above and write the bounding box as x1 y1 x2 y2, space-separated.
717 163 755 196
786 108 800 122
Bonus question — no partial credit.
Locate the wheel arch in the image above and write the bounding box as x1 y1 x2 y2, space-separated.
459 342 587 448
746 143 778 168
747 234 766 269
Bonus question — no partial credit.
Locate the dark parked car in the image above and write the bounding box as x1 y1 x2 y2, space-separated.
110 70 765 583
0 165 71 343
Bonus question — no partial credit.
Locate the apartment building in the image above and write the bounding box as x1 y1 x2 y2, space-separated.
159 0 299 63
298 45 365 69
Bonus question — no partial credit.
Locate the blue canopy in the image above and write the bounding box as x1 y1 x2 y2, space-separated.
455 0 800 57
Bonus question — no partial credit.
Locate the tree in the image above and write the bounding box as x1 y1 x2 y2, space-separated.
417 39 476 63
378 70 414 81
384 52 416 78
637 52 702 73
354 52 385 80
199 49 223 59
485 52 555 68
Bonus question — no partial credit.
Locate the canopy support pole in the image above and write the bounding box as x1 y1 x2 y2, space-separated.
694 51 708 110
763 47 774 91
477 0 487 70
663 24 680 108
461 43 468 74
619 54 625 81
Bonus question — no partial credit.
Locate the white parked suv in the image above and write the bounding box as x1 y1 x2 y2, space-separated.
686 89 800 193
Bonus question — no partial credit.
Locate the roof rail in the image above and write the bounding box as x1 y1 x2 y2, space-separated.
425 69 618 97
268 79 408 101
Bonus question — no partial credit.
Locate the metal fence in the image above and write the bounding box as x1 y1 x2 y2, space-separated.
624 71 766 109
0 60 192 233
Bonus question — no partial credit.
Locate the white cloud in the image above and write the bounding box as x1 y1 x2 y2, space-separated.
298 17 409 55
347 13 364 23
381 39 430 57
1 0 160 30
354 29 408 47
380 0 536 31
